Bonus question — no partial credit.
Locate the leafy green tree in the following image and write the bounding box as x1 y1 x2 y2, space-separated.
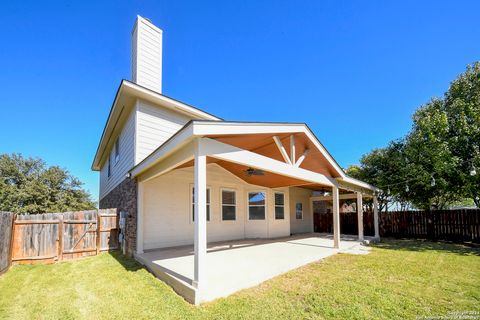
0 153 96 214
350 62 480 209
443 63 480 207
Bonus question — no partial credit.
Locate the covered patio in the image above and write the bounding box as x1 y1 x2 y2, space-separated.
130 121 380 304
135 233 372 304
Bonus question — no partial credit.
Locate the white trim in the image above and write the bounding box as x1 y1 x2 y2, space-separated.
122 80 220 121
290 135 296 164
332 185 340 249
274 191 285 220
357 192 364 242
273 136 292 165
220 188 237 222
130 125 193 178
310 193 373 201
247 190 267 221
295 202 303 220
136 181 144 254
193 138 207 289
190 184 211 223
295 149 309 167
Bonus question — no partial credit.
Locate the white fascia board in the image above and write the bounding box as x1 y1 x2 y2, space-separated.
192 121 306 135
302 128 346 178
130 123 194 177
122 80 220 121
201 137 334 187
337 176 380 194
338 176 379 192
311 193 373 201
92 84 126 171
137 141 195 182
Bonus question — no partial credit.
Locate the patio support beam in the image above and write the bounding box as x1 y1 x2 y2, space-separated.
193 138 207 291
136 181 144 254
201 138 334 187
273 136 292 165
332 184 341 249
373 195 380 240
290 135 296 164
357 192 364 242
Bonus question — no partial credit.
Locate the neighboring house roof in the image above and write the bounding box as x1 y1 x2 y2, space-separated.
91 80 221 171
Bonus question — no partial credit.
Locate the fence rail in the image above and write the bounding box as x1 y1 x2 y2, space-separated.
4 209 118 266
314 208 480 243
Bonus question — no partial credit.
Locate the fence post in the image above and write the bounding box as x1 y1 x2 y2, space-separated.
8 213 17 271
57 215 64 261
96 210 101 255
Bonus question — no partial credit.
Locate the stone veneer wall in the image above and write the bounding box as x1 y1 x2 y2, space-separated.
99 177 137 256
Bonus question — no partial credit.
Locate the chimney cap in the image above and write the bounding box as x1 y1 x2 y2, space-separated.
133 15 163 34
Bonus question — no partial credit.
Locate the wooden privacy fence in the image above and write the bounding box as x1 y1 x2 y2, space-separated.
0 212 15 274
314 211 375 236
314 208 480 243
381 209 480 243
10 209 118 264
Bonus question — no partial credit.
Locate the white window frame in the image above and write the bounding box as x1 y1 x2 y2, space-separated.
247 190 267 221
191 185 211 223
220 188 237 221
295 202 303 220
274 192 285 220
114 138 120 164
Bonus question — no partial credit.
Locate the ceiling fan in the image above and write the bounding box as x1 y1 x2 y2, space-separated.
244 167 265 177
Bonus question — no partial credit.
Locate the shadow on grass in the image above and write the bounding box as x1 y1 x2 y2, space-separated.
374 238 480 256
107 251 145 272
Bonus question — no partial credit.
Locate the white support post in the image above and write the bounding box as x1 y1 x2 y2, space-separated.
136 181 144 254
373 195 380 240
290 135 296 164
332 184 341 249
273 136 292 165
357 192 364 242
193 139 207 290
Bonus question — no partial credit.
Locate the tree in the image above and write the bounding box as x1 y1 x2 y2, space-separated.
350 62 480 209
443 63 480 207
0 153 96 214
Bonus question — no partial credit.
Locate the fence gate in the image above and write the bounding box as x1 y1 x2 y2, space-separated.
11 209 118 264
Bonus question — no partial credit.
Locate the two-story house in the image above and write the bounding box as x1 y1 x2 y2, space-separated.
92 15 380 304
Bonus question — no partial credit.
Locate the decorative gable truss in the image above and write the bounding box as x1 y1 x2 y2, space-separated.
272 135 309 168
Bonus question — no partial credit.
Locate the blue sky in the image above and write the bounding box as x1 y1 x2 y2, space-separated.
0 1 478 202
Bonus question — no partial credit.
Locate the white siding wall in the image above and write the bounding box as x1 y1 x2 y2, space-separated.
132 16 163 93
289 187 314 234
142 164 291 250
135 99 191 164
99 111 136 200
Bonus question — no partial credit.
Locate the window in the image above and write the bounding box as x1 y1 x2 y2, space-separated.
107 156 111 178
221 189 236 221
114 139 120 163
295 203 303 220
192 187 210 221
274 192 285 220
248 191 266 220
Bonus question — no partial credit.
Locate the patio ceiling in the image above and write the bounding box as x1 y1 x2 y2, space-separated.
176 157 322 189
205 132 340 178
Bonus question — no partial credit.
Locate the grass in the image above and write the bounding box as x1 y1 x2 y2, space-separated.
0 239 479 319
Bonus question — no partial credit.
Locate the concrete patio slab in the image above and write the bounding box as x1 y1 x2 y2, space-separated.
135 233 370 304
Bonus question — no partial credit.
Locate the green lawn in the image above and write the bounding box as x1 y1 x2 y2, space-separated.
0 239 479 320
